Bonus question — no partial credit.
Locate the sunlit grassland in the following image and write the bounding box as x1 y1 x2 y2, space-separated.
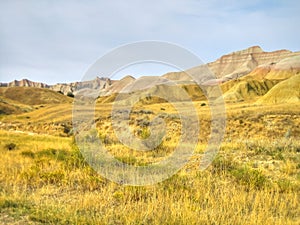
0 126 299 224
0 99 299 224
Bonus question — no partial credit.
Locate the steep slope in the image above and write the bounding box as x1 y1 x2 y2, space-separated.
220 54 300 102
207 46 300 79
162 46 267 82
207 46 263 79
161 46 300 85
221 79 277 102
103 75 135 96
244 55 300 81
257 75 300 104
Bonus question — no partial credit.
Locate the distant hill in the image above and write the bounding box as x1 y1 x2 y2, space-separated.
163 46 300 82
0 77 112 96
207 46 299 79
0 87 72 106
1 46 299 104
219 54 300 102
243 55 300 80
103 75 135 96
0 78 49 88
50 77 112 95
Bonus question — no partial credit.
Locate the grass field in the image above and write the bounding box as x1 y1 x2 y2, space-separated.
0 90 299 224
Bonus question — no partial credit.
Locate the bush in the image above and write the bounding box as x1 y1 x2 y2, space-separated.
36 148 69 161
230 166 268 190
211 155 236 174
5 143 16 151
276 179 294 192
21 151 35 158
62 124 72 136
67 92 74 98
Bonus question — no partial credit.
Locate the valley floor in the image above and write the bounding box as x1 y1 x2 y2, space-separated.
0 101 299 224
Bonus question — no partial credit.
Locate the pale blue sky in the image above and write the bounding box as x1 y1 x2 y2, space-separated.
0 0 299 84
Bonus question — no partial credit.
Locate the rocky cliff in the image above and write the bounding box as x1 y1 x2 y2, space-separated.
206 46 300 79
49 77 112 95
0 79 49 88
220 54 300 103
162 46 300 83
0 77 113 96
244 55 300 81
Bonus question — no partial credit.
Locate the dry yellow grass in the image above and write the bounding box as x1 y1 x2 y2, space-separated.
0 96 299 224
0 87 72 106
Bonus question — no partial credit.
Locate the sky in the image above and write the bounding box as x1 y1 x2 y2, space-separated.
0 0 299 84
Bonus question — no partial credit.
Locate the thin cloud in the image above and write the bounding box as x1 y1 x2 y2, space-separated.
0 0 299 84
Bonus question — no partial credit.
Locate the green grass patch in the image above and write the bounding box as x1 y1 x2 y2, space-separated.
230 166 269 190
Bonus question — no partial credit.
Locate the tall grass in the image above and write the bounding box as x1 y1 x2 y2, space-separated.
0 130 299 224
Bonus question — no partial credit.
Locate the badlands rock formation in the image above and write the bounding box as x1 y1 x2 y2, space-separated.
1 46 299 103
161 46 300 84
244 55 300 81
207 46 299 79
0 79 49 88
50 77 112 95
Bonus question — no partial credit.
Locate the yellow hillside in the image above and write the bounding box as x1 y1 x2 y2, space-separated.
0 87 72 106
257 74 300 104
221 79 276 102
0 95 33 115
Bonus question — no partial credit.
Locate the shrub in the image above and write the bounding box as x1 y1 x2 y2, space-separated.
21 151 35 158
276 179 295 192
34 148 70 161
211 155 236 174
5 143 16 151
67 92 74 98
230 166 268 190
139 127 151 139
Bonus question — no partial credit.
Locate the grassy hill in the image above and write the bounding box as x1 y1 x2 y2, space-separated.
0 95 32 115
257 74 300 104
0 87 72 106
0 87 73 115
221 79 277 102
